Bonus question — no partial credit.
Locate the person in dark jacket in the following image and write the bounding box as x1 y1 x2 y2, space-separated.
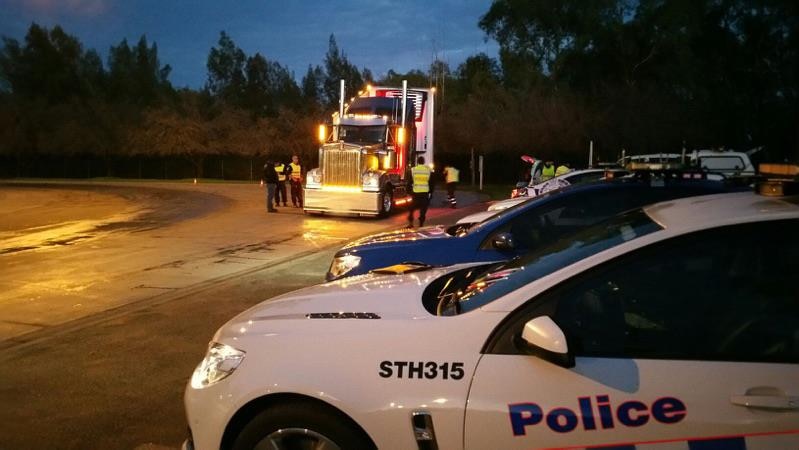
263 161 278 212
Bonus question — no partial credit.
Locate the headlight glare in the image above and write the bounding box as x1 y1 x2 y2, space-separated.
362 171 380 192
306 169 322 188
329 254 361 279
190 342 245 389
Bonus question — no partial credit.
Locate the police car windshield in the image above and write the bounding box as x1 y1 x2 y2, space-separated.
339 125 385 144
438 209 662 315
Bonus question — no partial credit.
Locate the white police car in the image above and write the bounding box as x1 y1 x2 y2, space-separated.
184 186 799 450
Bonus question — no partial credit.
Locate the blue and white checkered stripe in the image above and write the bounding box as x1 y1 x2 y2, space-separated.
582 431 799 450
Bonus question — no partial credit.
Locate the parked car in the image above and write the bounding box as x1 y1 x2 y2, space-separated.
512 168 629 199
184 184 799 450
326 175 740 280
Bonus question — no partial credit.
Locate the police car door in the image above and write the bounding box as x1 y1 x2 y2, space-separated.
465 220 799 449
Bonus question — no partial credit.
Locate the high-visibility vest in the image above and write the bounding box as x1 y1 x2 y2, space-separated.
275 164 286 181
445 166 460 183
290 162 302 181
411 164 432 193
555 165 570 176
542 165 555 180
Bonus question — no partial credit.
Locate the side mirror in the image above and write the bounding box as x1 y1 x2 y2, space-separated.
518 316 574 368
492 232 515 251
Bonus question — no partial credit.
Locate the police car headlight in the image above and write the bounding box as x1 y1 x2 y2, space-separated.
329 254 361 278
190 342 245 389
306 169 322 189
362 171 380 192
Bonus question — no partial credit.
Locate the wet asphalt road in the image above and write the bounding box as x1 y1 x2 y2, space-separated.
0 180 489 450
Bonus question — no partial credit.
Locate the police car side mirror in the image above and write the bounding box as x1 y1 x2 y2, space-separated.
519 316 575 368
492 232 516 251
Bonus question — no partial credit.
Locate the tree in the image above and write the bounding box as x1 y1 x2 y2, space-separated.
206 31 246 103
0 23 102 102
322 34 365 108
479 0 628 81
107 35 172 105
301 64 324 106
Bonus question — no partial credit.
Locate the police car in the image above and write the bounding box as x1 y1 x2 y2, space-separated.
327 174 737 281
184 180 799 450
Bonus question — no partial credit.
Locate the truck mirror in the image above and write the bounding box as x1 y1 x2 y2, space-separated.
518 316 574 368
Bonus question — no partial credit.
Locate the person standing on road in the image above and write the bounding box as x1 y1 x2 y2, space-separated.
555 162 571 176
443 163 460 208
274 160 288 207
406 156 433 227
263 161 278 213
541 161 556 181
287 154 303 208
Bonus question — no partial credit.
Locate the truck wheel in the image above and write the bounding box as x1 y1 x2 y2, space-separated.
379 191 393 217
231 402 374 450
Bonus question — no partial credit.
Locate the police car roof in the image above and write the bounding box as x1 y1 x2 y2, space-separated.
644 191 799 232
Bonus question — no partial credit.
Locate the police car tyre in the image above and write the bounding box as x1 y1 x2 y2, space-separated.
231 402 375 450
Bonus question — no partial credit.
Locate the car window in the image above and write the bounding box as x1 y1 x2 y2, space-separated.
437 208 662 316
549 219 799 363
566 171 603 184
698 156 745 172
481 188 645 251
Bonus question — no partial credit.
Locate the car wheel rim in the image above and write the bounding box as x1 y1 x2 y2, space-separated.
254 428 341 450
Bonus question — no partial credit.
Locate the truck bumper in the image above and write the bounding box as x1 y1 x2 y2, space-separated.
304 189 381 216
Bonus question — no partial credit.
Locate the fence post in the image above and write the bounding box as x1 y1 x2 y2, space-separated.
470 147 475 187
479 154 484 191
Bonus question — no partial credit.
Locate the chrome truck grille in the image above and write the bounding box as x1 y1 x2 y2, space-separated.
322 143 362 187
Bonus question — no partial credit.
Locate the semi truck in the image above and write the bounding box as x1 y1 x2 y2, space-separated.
303 80 435 216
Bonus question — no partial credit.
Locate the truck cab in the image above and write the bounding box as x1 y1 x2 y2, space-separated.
304 83 434 217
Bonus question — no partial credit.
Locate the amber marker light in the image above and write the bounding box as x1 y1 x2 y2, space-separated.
317 124 326 143
397 127 406 145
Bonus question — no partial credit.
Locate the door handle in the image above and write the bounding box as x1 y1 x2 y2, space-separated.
730 395 799 410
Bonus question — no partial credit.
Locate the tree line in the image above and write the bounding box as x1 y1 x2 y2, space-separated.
0 0 796 180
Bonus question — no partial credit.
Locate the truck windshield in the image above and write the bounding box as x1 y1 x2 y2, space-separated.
339 125 385 144
435 209 662 316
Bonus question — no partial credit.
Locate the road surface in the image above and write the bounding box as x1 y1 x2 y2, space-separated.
0 180 490 450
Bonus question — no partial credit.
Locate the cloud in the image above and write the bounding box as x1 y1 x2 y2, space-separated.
14 0 109 17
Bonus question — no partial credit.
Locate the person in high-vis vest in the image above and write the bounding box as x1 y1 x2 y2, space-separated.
274 160 288 207
406 156 433 228
288 154 303 207
541 161 556 181
443 164 460 208
555 162 571 176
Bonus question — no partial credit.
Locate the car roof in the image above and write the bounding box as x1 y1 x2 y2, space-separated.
644 191 799 232
469 178 729 231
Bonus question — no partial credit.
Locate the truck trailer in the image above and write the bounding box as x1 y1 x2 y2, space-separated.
303 81 435 216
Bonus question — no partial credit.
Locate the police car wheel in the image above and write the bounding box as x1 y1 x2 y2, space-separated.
231 402 374 450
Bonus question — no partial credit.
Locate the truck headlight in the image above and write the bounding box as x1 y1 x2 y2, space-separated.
306 169 322 189
362 171 380 192
190 342 245 389
329 254 361 279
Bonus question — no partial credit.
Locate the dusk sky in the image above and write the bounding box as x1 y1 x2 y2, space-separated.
0 0 500 88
